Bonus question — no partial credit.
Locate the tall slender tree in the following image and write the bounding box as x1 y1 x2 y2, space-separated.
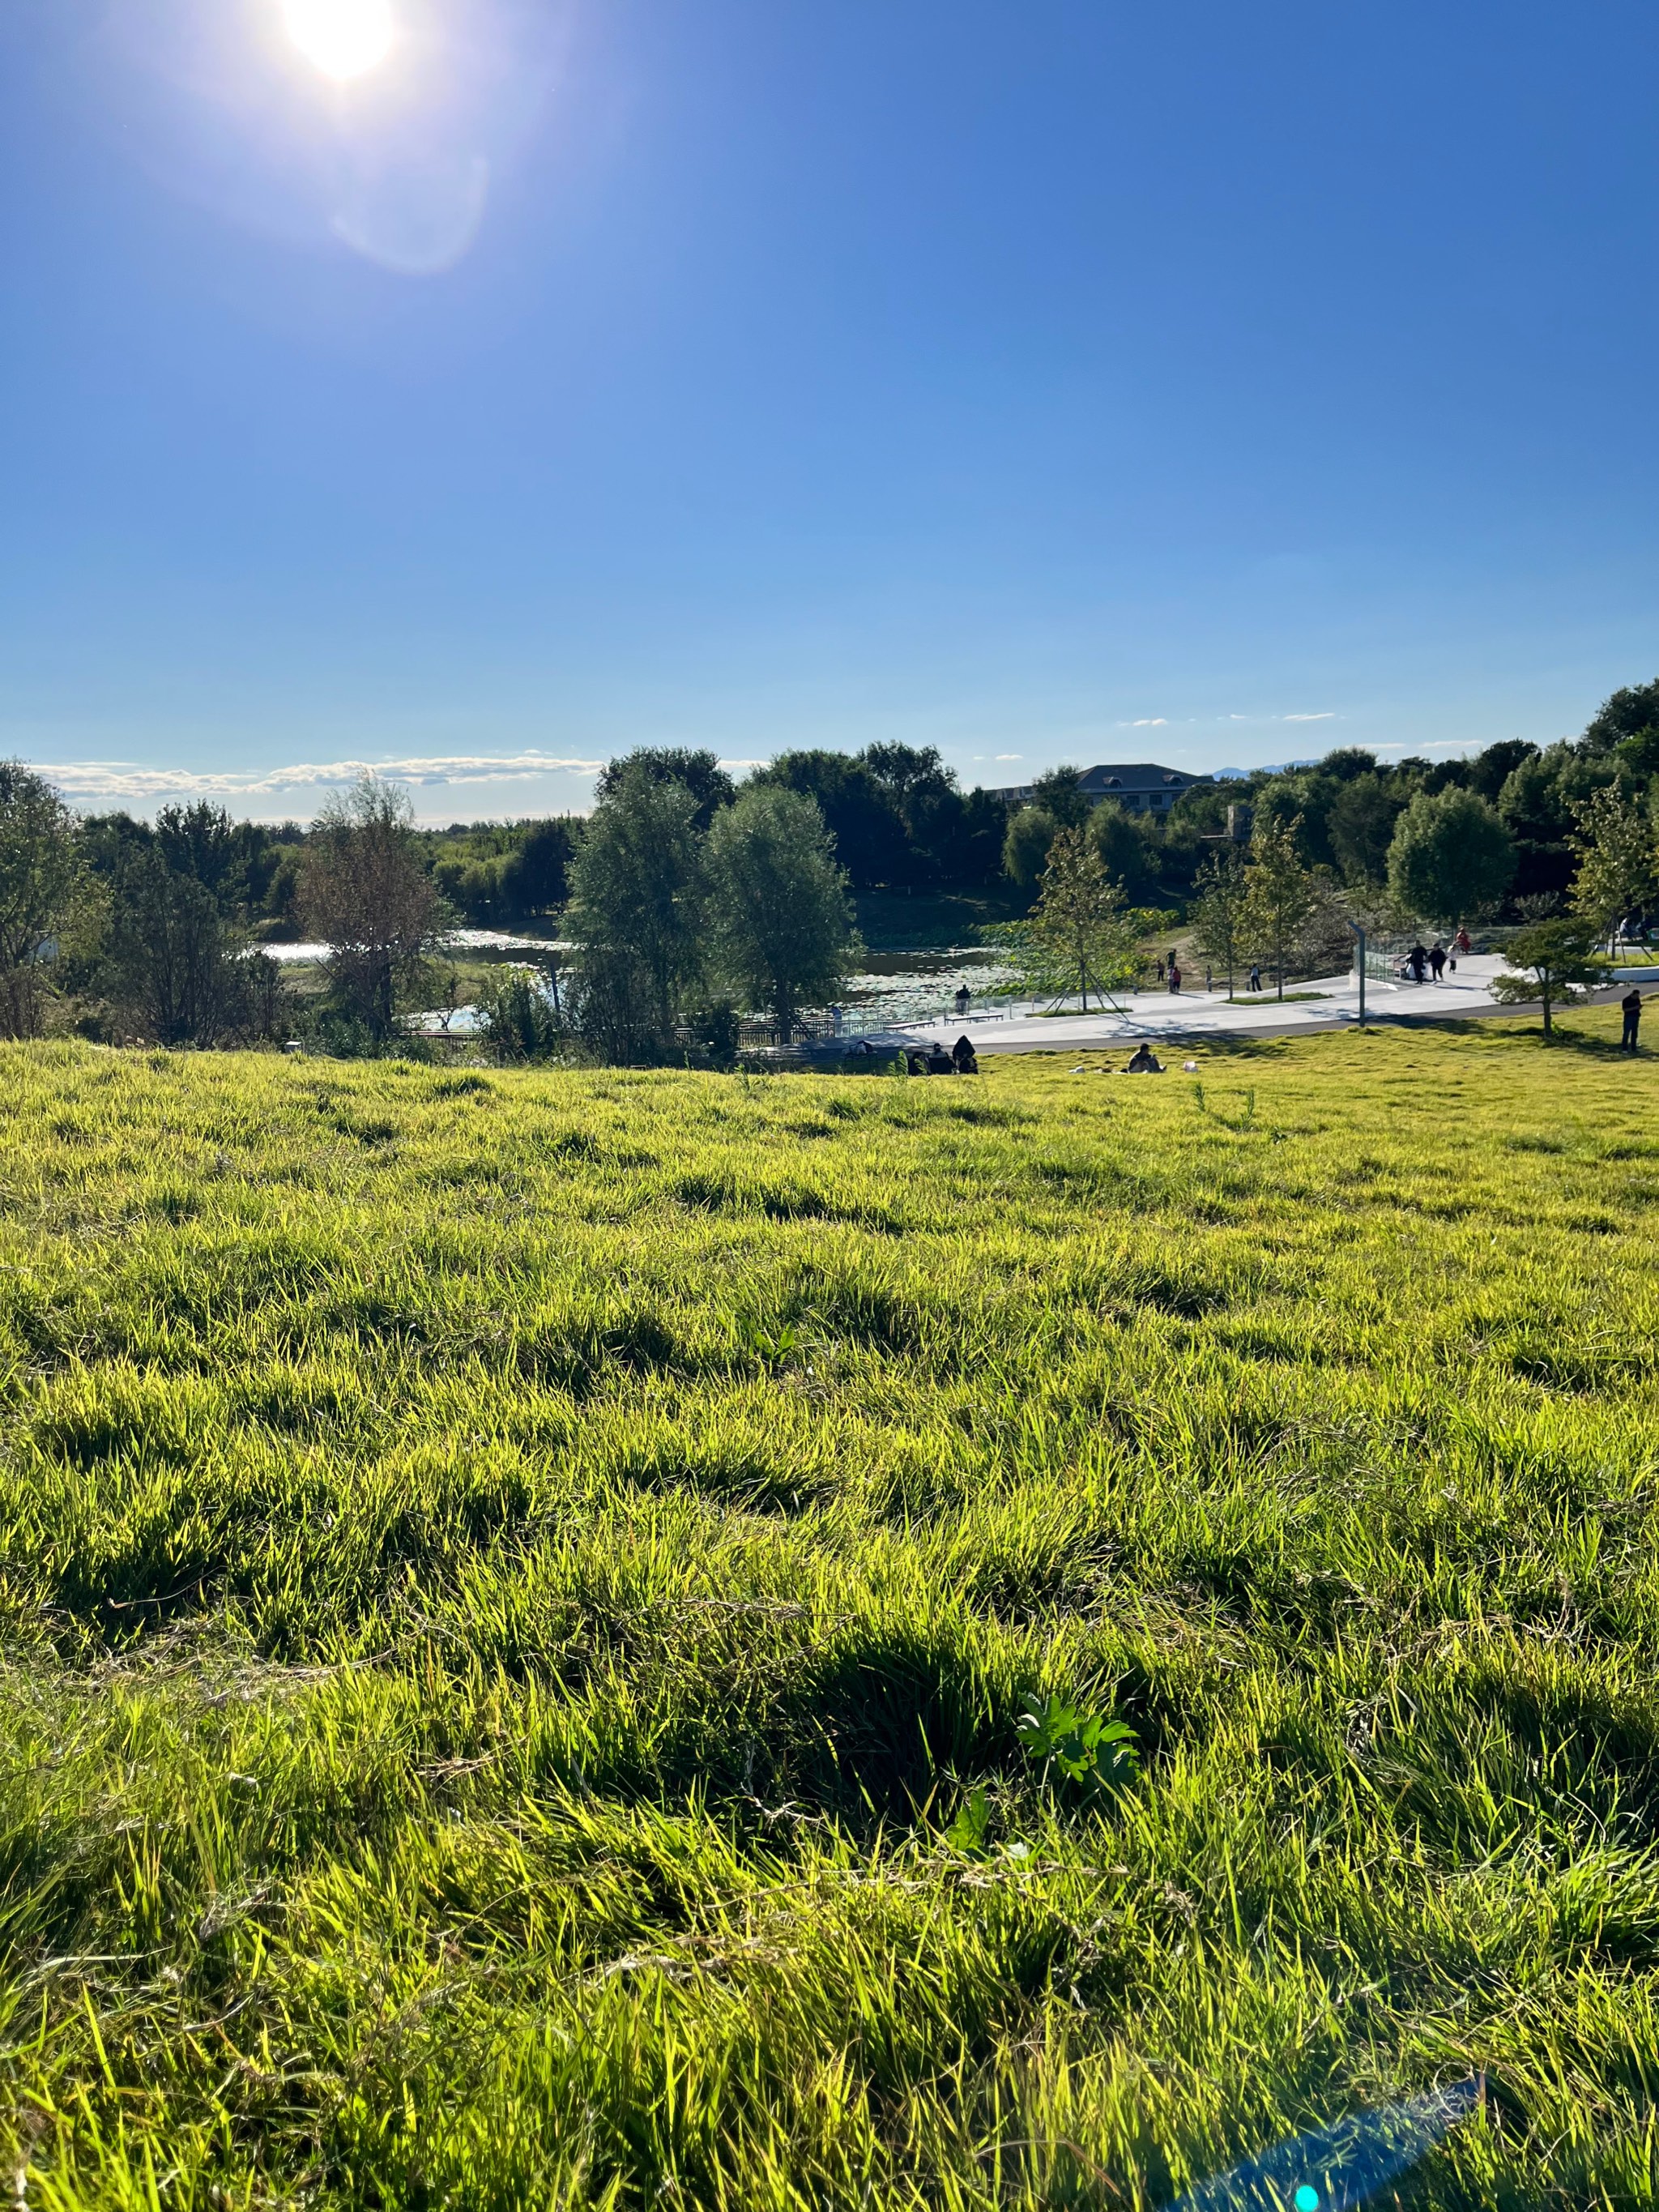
0 762 79 1040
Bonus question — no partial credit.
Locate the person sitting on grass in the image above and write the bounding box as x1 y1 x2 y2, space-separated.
1125 1043 1165 1074
951 1035 979 1074
926 1042 955 1074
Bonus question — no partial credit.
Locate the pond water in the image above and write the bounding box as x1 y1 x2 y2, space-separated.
837 948 1016 1025
401 946 1021 1040
264 929 557 964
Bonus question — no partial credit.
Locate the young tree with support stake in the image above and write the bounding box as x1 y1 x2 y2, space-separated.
1242 814 1319 1002
1021 827 1154 1010
1188 846 1247 1000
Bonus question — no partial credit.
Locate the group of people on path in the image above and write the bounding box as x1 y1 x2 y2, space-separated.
1404 929 1471 985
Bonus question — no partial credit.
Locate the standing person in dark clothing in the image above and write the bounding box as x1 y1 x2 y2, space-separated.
1408 943 1429 984
1429 942 1446 982
1248 963 1261 993
1622 988 1646 1053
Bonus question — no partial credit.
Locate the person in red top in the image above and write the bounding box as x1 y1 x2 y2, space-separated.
1169 960 1182 993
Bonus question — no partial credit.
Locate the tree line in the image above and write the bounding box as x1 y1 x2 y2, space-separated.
1 679 1656 1053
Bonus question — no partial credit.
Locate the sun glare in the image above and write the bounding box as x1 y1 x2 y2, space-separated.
283 0 396 81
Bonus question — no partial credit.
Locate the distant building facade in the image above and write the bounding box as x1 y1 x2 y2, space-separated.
988 762 1214 813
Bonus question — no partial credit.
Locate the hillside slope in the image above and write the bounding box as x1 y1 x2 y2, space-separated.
0 1021 1654 2208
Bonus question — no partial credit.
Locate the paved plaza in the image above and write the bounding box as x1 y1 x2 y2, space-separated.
893 954 1640 1055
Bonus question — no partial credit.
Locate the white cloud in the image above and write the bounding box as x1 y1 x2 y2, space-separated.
1131 717 1168 727
716 758 770 771
1283 712 1336 723
995 753 1023 762
30 752 605 802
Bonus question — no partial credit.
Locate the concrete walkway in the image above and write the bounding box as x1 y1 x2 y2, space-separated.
893 955 1649 1055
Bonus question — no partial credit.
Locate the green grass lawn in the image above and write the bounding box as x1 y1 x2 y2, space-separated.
0 1014 1655 2208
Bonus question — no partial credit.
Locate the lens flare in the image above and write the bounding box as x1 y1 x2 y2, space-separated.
283 0 396 81
1172 2079 1482 2212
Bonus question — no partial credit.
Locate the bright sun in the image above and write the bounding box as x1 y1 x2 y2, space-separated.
284 0 396 81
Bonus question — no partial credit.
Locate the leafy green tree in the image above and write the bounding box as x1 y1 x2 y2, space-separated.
1328 772 1406 888
106 845 266 1044
0 762 80 1039
1467 738 1538 801
753 751 905 890
596 749 734 834
1387 787 1514 927
1026 765 1094 830
499 819 578 918
1488 917 1606 1037
1089 802 1160 905
301 777 446 1044
1002 805 1060 887
566 769 706 1058
153 801 252 913
1568 785 1657 937
1497 748 1577 903
1580 677 1659 755
1188 846 1248 998
706 785 856 1040
1025 827 1150 1010
1243 814 1320 1001
864 745 961 887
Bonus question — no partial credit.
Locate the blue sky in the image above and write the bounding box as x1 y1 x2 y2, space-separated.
3 0 1657 819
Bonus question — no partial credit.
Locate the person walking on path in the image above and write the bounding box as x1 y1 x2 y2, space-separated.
1429 943 1446 982
1169 960 1182 993
1622 987 1646 1053
1248 963 1262 993
1408 943 1429 984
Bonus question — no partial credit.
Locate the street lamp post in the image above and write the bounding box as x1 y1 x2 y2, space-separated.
1347 920 1367 1027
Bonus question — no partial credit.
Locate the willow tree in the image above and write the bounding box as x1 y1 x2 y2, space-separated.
565 767 707 1061
706 784 856 1042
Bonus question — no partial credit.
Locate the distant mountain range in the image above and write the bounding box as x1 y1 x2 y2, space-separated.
1211 761 1316 779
